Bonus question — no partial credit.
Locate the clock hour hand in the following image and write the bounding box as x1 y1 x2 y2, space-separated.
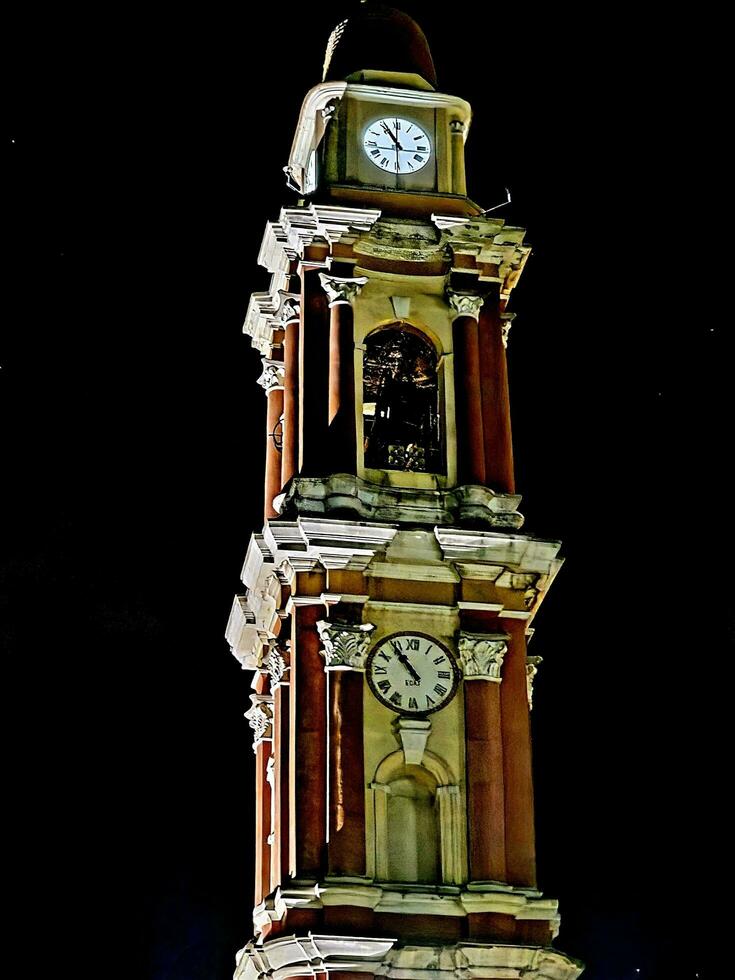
394 650 421 684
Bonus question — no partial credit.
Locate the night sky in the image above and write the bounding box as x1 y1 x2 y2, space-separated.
3 4 727 979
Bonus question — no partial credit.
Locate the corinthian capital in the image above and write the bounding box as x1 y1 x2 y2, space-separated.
316 620 376 669
256 358 285 393
447 289 484 322
244 693 274 750
457 631 508 681
526 655 543 710
318 273 369 308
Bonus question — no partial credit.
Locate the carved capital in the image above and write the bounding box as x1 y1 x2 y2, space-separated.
457 631 508 681
244 693 274 750
257 358 285 393
279 294 301 325
500 311 516 349
263 641 290 686
447 289 484 322
526 655 543 710
318 273 369 307
316 620 376 670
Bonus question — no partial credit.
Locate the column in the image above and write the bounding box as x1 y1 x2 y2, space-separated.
290 603 328 878
449 119 467 196
263 642 290 893
449 291 486 485
500 619 536 886
320 274 368 476
458 632 508 883
478 299 515 493
316 619 375 878
298 267 330 476
258 358 285 520
244 673 274 905
281 311 300 489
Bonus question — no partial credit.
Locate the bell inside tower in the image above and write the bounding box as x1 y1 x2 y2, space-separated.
362 324 442 473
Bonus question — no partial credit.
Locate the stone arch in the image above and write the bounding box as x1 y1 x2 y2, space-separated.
361 322 444 474
371 749 464 885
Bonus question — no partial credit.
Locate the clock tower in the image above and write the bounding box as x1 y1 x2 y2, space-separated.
226 6 583 979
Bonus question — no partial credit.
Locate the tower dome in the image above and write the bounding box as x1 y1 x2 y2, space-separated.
322 4 437 91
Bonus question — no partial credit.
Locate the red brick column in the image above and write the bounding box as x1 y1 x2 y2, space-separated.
290 604 327 878
464 680 506 882
264 382 284 519
500 619 536 886
327 670 366 876
477 300 515 493
281 317 300 488
298 267 330 476
452 311 486 484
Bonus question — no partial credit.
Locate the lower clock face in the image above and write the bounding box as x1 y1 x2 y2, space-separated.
366 632 459 715
362 116 432 175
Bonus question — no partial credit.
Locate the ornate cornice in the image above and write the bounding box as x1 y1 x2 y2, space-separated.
316 619 376 669
281 474 524 529
457 631 508 681
318 272 369 307
526 655 543 710
447 288 484 322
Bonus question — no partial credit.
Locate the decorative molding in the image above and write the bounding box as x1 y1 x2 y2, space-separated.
316 620 376 669
244 694 274 750
281 474 524 529
256 357 285 393
526 655 543 710
457 631 508 682
438 217 532 302
318 272 368 307
446 288 484 321
392 716 431 765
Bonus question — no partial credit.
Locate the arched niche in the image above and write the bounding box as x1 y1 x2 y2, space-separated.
370 749 465 885
361 323 444 474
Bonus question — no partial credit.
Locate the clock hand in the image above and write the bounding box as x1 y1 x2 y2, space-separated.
395 650 421 684
380 121 404 151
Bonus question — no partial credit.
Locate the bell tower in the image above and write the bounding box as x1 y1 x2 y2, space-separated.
226 5 584 979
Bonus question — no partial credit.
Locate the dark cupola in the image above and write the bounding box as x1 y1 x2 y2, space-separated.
322 3 437 91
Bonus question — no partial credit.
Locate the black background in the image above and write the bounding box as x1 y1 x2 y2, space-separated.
3 3 728 979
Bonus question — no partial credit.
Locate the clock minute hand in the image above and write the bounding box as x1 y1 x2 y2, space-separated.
380 121 404 151
395 650 421 684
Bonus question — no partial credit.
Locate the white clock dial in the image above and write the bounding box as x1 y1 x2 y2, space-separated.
362 117 432 175
366 633 459 715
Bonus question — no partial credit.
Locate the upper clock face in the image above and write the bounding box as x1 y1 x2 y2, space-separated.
366 632 459 715
362 117 432 175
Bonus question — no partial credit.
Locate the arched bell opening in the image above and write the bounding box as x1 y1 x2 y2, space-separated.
362 323 444 474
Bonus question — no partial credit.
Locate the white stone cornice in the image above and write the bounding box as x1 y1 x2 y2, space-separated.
458 631 509 681
316 620 376 670
244 693 274 750
446 288 484 322
526 655 543 710
434 527 562 574
256 357 285 393
436 216 532 301
318 272 368 307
